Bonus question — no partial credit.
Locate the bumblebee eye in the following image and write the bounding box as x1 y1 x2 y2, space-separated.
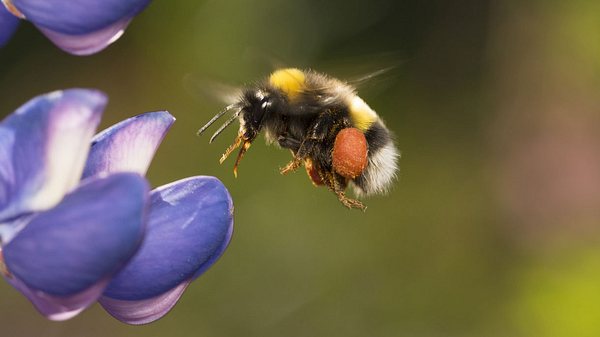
252 97 270 123
249 90 271 114
260 98 271 111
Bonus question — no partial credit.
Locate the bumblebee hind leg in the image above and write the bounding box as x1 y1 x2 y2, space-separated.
322 170 366 211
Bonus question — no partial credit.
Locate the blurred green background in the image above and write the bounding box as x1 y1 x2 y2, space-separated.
2 0 600 336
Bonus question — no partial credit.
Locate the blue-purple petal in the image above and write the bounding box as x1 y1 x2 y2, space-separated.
3 173 148 298
4 271 112 321
35 17 132 56
83 111 175 179
0 89 105 223
0 5 20 47
192 218 234 280
99 280 190 325
102 176 233 302
11 0 151 35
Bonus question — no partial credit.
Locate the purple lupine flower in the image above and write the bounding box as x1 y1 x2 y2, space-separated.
0 0 151 55
0 89 234 324
82 111 234 325
0 89 149 320
0 4 20 47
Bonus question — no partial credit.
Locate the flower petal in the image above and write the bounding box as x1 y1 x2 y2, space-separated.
100 176 233 323
12 0 150 35
99 223 232 325
2 172 149 320
3 271 112 321
0 89 105 223
83 111 175 179
0 5 20 47
104 176 233 300
35 17 131 56
99 280 190 325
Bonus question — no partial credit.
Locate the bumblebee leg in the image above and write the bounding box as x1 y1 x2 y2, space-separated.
277 134 305 174
279 113 332 175
219 134 243 164
233 140 252 177
336 192 366 211
280 155 305 174
281 109 351 175
280 138 319 174
304 158 325 186
277 134 301 152
219 133 254 177
322 170 366 211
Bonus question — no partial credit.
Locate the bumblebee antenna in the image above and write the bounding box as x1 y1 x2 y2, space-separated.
197 103 239 136
209 110 241 143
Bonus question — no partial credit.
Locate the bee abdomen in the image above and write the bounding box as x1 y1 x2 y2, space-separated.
347 95 379 131
351 121 399 196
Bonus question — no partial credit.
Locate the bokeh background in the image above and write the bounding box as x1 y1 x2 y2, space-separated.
2 0 600 336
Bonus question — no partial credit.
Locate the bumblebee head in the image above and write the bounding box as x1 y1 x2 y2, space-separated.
238 89 272 141
196 91 263 144
198 69 301 143
197 88 274 176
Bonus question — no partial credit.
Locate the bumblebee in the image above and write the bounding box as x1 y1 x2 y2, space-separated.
198 68 399 210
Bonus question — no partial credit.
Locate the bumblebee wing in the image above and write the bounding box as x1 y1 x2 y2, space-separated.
184 73 244 140
312 66 398 90
346 66 398 89
183 73 243 106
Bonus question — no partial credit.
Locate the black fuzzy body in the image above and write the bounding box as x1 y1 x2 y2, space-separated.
238 81 354 179
201 69 399 207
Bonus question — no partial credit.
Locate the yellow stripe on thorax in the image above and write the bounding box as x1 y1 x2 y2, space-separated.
348 96 378 131
269 68 306 100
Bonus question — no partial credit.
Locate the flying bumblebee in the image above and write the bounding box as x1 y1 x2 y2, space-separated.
198 68 399 210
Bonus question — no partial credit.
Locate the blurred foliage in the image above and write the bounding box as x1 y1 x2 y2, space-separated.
511 249 600 337
1 0 600 336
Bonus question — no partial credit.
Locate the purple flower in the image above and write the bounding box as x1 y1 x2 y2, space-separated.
85 110 234 325
0 0 152 55
0 89 234 324
0 89 147 320
0 4 19 47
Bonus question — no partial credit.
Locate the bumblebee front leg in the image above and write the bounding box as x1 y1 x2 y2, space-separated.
219 132 254 177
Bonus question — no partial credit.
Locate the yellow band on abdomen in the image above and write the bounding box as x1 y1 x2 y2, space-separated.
348 96 378 131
